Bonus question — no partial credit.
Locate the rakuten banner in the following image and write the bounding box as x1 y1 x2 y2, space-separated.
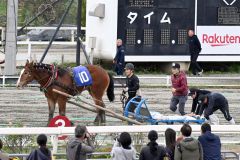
197 26 240 55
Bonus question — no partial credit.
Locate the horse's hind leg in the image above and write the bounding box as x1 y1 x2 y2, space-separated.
93 98 106 125
47 98 56 126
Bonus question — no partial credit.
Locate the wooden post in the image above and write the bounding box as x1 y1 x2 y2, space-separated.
53 89 143 125
68 100 115 118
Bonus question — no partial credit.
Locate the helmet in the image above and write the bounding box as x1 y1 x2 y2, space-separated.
125 63 134 70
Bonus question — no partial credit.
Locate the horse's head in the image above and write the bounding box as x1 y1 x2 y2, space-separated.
17 60 35 88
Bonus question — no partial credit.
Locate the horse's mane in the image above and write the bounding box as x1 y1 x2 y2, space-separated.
33 63 52 70
57 67 70 77
33 63 70 77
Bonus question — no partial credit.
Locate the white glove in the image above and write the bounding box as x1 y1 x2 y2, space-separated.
123 87 128 92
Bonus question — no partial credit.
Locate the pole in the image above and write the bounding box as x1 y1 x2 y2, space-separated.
53 89 143 125
76 0 82 66
40 0 74 63
4 0 18 75
68 100 116 118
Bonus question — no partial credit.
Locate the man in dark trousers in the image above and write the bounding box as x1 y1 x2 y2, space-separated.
170 63 188 115
113 39 125 75
198 123 221 160
188 88 211 115
198 93 235 124
124 63 140 112
188 29 203 76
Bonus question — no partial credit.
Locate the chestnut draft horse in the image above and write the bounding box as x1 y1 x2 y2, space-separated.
17 60 115 125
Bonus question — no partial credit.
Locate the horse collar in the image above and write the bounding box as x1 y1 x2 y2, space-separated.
40 64 58 92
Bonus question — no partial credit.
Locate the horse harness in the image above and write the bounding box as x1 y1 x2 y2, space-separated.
38 64 79 96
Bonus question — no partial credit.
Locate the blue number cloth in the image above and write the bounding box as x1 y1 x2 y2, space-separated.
72 66 93 87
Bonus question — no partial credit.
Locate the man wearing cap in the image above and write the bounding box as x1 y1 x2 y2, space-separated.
198 93 235 124
113 39 125 75
66 125 95 160
124 63 140 112
170 63 188 115
188 88 211 115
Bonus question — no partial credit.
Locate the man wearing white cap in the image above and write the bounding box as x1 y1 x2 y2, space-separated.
170 63 188 115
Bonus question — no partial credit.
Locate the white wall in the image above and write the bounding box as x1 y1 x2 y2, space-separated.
86 0 118 60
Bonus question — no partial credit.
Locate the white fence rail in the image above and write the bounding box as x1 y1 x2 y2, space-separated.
0 26 86 43
1 125 240 135
1 75 240 87
0 125 240 155
0 27 86 60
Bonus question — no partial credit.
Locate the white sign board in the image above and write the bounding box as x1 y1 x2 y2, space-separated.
197 26 240 55
86 0 118 60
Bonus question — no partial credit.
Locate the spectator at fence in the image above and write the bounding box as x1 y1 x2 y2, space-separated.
165 128 176 160
139 130 167 160
198 93 235 124
0 138 9 160
174 124 203 160
111 132 136 160
188 88 211 115
170 63 188 115
27 134 52 160
66 125 95 160
113 39 125 75
198 123 221 160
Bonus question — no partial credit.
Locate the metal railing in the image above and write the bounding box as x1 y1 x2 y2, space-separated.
1 75 240 87
0 26 86 60
7 151 240 160
0 26 86 43
221 151 240 160
0 125 240 154
9 152 112 160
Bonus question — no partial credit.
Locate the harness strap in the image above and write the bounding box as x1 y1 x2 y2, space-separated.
40 64 57 92
39 65 79 95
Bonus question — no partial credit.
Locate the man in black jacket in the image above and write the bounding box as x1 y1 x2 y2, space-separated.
113 39 125 75
198 93 235 124
124 63 140 112
188 29 203 75
188 88 211 115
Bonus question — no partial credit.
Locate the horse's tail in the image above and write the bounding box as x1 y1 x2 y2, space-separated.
107 73 115 102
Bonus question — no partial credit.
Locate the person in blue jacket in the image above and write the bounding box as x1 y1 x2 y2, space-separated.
113 39 125 75
198 123 221 160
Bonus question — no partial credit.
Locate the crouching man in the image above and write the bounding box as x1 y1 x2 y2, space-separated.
198 93 235 124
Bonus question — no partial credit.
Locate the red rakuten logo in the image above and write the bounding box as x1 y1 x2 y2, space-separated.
202 34 240 47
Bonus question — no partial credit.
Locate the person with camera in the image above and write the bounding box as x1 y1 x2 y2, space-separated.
111 132 136 160
66 125 95 160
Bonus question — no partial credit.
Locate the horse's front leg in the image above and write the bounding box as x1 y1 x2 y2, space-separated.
93 98 106 125
57 96 67 116
47 98 56 126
